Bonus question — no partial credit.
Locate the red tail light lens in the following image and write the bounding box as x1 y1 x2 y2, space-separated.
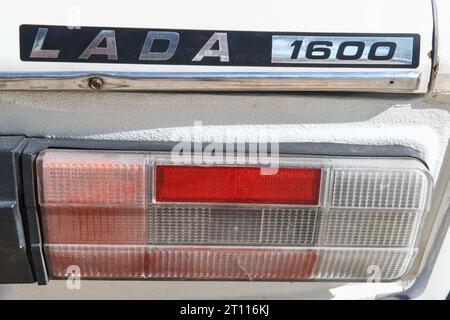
155 165 321 205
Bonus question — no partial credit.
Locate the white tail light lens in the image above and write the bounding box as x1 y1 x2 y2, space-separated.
36 149 432 281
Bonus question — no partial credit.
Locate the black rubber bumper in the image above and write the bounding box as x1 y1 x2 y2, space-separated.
0 136 34 283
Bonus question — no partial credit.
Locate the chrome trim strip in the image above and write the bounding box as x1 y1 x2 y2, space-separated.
0 71 420 92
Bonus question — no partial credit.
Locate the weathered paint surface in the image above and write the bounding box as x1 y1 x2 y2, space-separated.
86 104 450 181
433 0 450 96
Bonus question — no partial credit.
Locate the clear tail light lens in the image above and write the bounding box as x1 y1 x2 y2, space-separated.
36 149 432 281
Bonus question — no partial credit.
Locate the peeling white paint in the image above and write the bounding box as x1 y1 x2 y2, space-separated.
86 105 450 181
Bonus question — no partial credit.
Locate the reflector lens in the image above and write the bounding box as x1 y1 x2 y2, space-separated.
155 165 322 205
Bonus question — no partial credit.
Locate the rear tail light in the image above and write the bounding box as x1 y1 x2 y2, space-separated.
36 149 432 281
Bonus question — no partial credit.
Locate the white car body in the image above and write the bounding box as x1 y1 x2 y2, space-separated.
0 0 448 299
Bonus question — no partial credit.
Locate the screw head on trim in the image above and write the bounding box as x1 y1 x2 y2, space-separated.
88 77 104 90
